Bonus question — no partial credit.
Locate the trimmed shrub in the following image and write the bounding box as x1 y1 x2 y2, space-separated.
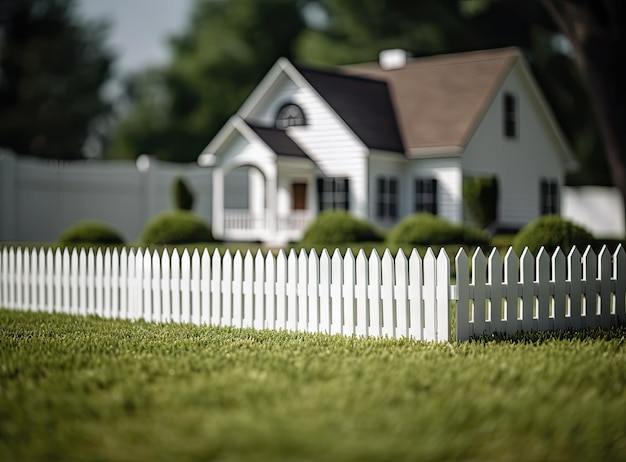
463 175 498 229
172 176 194 211
386 213 488 246
58 221 125 245
513 215 595 255
300 211 381 245
141 210 213 245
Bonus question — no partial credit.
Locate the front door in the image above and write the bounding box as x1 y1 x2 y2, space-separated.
292 182 307 210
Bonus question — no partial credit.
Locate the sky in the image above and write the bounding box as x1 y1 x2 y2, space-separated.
76 0 195 76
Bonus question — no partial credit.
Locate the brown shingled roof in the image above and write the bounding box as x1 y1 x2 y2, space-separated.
344 48 520 152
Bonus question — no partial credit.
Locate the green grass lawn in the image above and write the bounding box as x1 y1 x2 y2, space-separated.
1 309 626 461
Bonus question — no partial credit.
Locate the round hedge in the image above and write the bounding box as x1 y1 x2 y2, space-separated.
386 213 488 246
300 211 381 245
141 210 214 245
58 221 125 245
513 215 594 255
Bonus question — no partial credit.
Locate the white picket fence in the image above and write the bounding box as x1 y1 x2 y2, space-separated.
0 245 624 341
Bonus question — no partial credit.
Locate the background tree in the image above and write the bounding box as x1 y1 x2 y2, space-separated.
107 0 305 163
0 0 114 159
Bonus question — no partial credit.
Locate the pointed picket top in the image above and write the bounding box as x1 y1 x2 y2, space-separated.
382 249 394 276
409 248 421 269
55 247 63 263
212 247 221 260
472 247 486 284
308 248 320 268
233 250 243 273
192 248 200 265
582 245 597 280
143 248 152 272
320 248 331 273
488 247 503 281
356 249 368 276
344 248 355 265
202 247 211 262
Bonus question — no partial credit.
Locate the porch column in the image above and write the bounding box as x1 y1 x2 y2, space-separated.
266 175 278 241
212 167 224 238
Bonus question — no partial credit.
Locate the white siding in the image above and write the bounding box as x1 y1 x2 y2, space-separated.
462 61 569 228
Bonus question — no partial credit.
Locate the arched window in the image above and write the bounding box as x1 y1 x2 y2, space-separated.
275 103 306 129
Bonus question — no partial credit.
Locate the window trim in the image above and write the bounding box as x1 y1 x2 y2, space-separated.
317 177 350 212
540 178 559 215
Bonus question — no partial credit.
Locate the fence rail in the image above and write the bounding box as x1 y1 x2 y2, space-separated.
1 246 624 341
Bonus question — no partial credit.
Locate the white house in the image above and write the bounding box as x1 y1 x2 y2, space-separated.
198 47 578 245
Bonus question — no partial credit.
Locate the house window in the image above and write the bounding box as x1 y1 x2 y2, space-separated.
317 177 350 211
540 178 559 215
376 176 398 219
414 178 438 215
275 103 306 129
504 93 517 138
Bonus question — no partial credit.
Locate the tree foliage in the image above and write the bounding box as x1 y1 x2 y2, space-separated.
107 0 305 163
0 0 114 159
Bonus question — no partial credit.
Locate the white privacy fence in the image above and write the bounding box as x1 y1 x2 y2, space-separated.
1 245 624 341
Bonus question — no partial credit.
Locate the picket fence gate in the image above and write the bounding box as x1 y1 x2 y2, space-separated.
1 245 624 341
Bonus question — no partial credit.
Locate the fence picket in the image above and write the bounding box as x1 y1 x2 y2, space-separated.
395 249 409 339
103 249 111 318
171 250 181 324
504 248 519 336
8 248 15 309
152 251 162 323
161 250 171 323
232 250 244 328
297 249 308 332
319 249 331 334
254 250 265 330
119 249 128 319
181 250 191 324
455 249 470 341
264 251 275 330
95 249 104 317
381 250 395 338
38 248 47 311
142 250 152 322
568 247 583 329
55 250 63 312
308 250 320 333
0 248 7 309
582 247 598 328
286 250 297 331
355 250 368 337
536 248 550 331
201 250 211 326
62 249 70 314
472 248 487 336
242 251 253 328
211 249 221 326
87 249 96 316
342 249 355 336
16 249 23 310
191 250 201 326
614 245 626 318
78 249 87 316
368 250 382 337
598 246 612 328
221 250 232 327
423 249 437 341
552 248 567 330
408 249 423 340
24 248 32 311
436 249 450 342
111 249 119 319
520 249 534 332
133 249 143 321
276 250 287 330
488 248 504 334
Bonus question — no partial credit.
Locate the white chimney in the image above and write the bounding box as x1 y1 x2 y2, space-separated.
379 49 409 70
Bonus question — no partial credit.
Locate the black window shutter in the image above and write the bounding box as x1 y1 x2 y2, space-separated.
317 177 324 212
344 178 350 211
540 179 547 214
431 179 438 215
390 178 398 218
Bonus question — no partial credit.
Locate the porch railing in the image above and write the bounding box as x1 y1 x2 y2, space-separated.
224 210 312 232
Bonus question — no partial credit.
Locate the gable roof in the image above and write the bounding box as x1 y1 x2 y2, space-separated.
246 122 310 159
344 48 519 152
293 64 405 153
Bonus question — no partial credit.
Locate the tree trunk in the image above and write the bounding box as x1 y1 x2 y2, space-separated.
543 0 626 235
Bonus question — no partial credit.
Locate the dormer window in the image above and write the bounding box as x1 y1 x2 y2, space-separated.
275 103 306 129
504 93 517 138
